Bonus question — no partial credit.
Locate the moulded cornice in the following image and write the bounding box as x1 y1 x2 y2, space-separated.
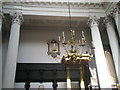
3 2 105 8
2 0 119 3
2 2 107 17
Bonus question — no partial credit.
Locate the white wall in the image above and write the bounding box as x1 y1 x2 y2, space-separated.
18 28 92 63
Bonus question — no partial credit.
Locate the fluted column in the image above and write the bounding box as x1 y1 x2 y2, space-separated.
105 15 120 83
88 16 112 89
3 12 23 88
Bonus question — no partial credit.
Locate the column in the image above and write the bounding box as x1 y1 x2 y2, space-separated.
3 12 23 88
105 15 120 83
88 16 112 89
114 2 120 38
0 11 3 90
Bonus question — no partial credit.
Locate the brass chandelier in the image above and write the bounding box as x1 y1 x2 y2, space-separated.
61 30 94 64
47 0 95 64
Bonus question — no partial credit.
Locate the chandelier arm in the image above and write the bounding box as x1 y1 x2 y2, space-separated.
80 46 85 55
78 46 82 54
76 45 80 53
63 45 69 54
67 44 71 53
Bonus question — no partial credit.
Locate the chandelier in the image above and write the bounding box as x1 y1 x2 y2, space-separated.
61 30 94 64
47 0 95 64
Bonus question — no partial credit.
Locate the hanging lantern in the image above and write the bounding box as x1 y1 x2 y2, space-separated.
47 39 60 58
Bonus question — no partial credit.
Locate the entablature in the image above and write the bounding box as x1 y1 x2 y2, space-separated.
2 1 109 17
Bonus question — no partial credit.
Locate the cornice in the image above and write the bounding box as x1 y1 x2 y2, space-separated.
3 2 104 8
2 2 106 17
2 0 120 3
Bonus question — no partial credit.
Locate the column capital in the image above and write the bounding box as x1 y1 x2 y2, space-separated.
10 12 24 25
108 2 120 18
104 15 114 26
87 16 100 28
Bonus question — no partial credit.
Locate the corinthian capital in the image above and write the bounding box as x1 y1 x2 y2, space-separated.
87 16 100 27
108 2 120 18
104 15 114 26
10 12 24 25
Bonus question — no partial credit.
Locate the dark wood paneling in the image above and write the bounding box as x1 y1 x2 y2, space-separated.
15 63 91 84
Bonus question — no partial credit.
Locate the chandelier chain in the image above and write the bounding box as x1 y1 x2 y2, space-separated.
68 0 72 29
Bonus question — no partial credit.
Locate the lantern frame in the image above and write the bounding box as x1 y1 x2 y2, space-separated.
47 39 60 58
